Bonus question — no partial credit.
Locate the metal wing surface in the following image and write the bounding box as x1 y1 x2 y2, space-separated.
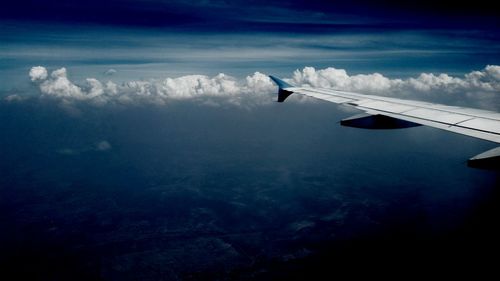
270 75 500 167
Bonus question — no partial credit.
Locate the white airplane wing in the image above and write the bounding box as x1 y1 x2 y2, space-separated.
269 75 500 168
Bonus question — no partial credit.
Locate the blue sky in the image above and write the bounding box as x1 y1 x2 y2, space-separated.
1 0 499 95
2 22 500 111
2 0 498 29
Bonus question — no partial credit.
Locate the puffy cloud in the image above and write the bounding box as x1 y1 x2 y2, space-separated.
485 65 500 81
37 67 84 99
244 72 275 94
26 65 500 111
160 74 239 99
291 65 500 110
291 66 500 94
29 67 121 106
292 67 400 93
40 80 82 98
28 67 276 107
29 66 48 81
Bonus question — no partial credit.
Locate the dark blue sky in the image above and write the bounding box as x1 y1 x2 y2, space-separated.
2 0 499 30
1 0 499 111
2 0 499 86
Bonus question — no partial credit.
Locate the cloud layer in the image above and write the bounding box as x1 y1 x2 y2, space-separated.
291 65 500 109
21 65 500 111
27 66 275 107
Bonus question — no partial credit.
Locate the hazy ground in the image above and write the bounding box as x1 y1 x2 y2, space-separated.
1 100 499 280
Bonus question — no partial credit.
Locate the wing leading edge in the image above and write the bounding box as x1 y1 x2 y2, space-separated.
269 75 500 168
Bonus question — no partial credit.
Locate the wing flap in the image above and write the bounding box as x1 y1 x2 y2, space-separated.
379 112 500 143
445 125 500 143
399 108 474 125
457 118 500 134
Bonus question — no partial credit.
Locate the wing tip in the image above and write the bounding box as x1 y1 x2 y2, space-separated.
269 75 294 102
269 75 293 89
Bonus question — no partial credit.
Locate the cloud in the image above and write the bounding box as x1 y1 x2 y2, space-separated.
26 65 500 111
38 67 84 99
291 65 500 110
55 141 112 156
56 148 78 155
96 141 112 151
28 66 275 107
29 66 48 81
104 69 117 76
4 94 25 102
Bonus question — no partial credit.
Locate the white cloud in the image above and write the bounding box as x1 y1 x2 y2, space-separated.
291 66 500 95
244 71 275 95
37 67 85 99
26 65 500 111
291 65 500 110
292 66 399 93
160 74 239 99
487 65 500 80
4 94 25 102
104 69 117 76
28 67 276 107
29 66 48 81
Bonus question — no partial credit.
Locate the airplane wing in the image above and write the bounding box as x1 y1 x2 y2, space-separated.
269 75 500 168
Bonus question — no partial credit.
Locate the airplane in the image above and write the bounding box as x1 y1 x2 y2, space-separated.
269 75 500 169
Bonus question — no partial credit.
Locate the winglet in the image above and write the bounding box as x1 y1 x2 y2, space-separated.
269 75 294 102
269 76 292 89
